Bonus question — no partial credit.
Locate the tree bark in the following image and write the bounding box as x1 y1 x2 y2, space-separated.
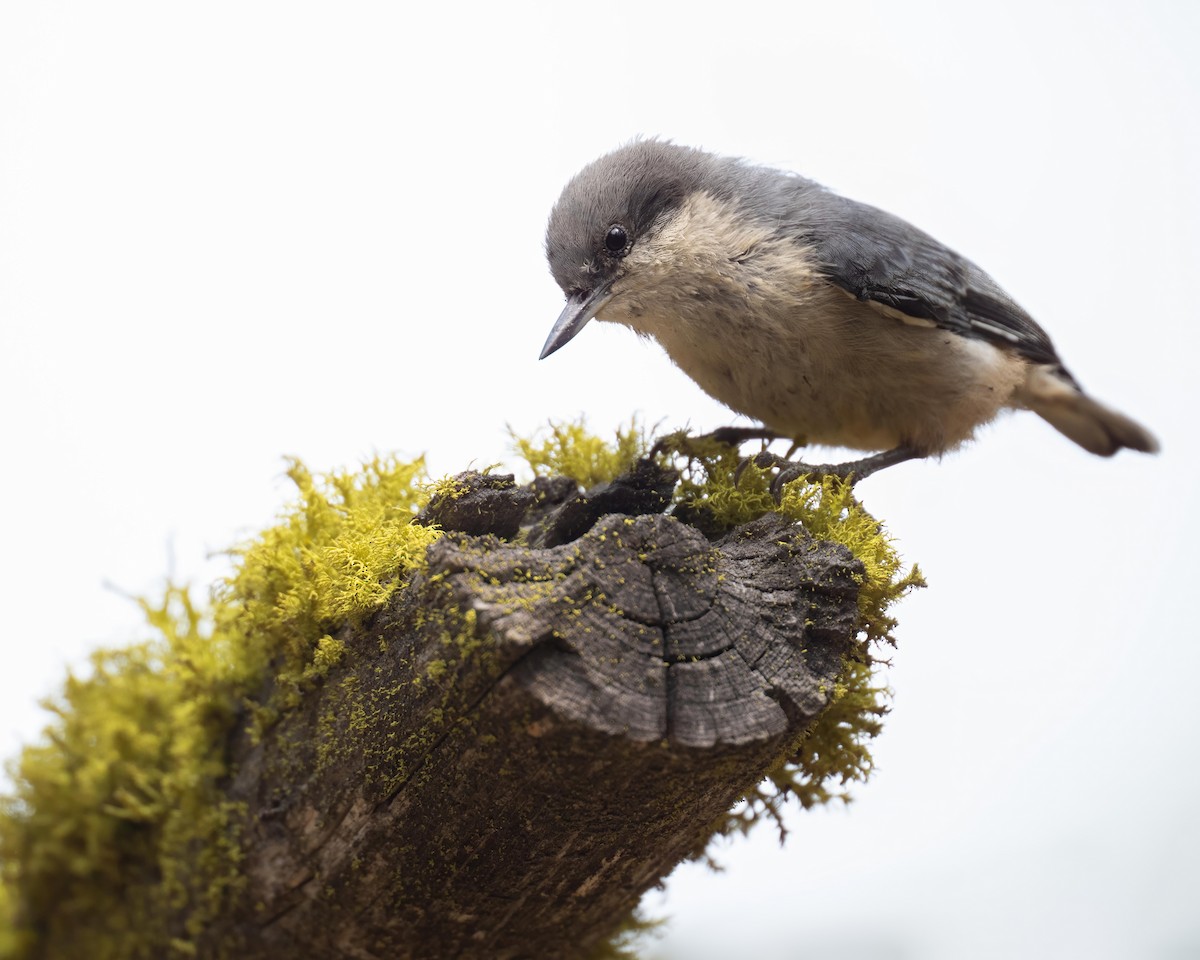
210 468 863 959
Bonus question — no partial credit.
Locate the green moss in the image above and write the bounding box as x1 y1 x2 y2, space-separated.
665 431 780 528
785 657 890 807
302 635 348 682
425 471 474 504
0 885 16 958
777 477 926 647
511 417 646 488
0 588 252 959
0 455 438 959
224 456 438 707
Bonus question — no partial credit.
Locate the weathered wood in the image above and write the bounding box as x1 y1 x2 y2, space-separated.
209 468 862 959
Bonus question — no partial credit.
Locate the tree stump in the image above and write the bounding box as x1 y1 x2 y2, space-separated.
211 467 863 959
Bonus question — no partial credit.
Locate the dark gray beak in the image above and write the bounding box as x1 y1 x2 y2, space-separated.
539 283 614 359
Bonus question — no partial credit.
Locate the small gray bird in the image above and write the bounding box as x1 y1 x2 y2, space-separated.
541 141 1158 471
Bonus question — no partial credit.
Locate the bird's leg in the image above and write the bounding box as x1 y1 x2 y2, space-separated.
766 446 923 497
651 427 920 495
729 445 921 496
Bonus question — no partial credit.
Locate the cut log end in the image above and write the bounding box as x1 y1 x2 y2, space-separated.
432 509 861 749
216 465 869 959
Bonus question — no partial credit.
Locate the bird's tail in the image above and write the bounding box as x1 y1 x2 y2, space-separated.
1016 365 1159 456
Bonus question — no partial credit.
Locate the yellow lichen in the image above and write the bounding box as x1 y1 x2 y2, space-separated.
778 475 926 647
0 455 438 959
0 587 252 959
302 635 348 682
511 417 646 488
225 456 437 672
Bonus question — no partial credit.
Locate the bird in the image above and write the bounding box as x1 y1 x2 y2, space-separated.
540 140 1158 479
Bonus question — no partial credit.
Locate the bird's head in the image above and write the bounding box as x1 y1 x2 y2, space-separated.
540 140 716 359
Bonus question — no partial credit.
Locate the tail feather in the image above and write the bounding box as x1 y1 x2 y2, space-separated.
1017 365 1159 457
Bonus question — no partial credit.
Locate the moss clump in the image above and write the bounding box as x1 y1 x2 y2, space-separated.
512 417 646 489
225 456 438 713
0 588 253 959
0 455 437 959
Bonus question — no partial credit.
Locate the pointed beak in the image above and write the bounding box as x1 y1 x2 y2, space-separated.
539 283 614 360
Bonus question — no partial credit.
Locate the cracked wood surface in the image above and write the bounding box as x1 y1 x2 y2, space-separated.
208 468 863 959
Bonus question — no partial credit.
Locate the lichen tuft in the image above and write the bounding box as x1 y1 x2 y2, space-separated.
0 586 251 959
0 455 438 959
511 417 646 489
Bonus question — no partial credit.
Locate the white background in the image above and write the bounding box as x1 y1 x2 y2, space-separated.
1 3 1197 958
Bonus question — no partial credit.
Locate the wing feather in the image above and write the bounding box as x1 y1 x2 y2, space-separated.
807 194 1067 372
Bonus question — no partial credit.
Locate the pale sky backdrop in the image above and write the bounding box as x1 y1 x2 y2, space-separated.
1 2 1197 958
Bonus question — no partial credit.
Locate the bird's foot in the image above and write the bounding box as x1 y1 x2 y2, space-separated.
650 429 920 498
700 426 786 447
737 446 923 499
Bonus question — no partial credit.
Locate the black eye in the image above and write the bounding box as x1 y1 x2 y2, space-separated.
604 224 629 257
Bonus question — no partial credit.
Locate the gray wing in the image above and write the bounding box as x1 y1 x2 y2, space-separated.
806 193 1068 372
